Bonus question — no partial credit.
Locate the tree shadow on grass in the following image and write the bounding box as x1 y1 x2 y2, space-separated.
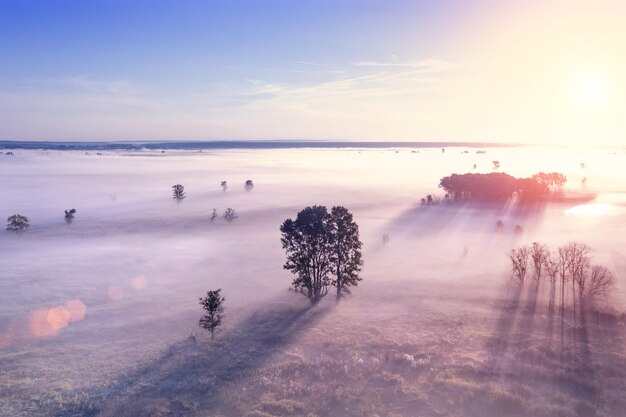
486 280 523 370
68 298 333 417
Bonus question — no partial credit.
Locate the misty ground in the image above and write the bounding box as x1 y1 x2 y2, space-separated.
1 147 625 417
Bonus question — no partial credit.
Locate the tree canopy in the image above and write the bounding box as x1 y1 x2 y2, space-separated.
280 205 363 304
439 172 550 202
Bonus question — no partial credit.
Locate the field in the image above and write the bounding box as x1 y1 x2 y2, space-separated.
1 146 625 417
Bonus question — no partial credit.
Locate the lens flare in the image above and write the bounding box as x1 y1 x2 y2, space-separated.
131 275 148 290
47 306 71 330
64 299 87 322
30 309 57 338
108 286 125 301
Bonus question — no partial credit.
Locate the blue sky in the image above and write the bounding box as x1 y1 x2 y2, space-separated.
1 1 624 145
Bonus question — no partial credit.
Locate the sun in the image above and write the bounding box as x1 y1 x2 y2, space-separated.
571 71 607 107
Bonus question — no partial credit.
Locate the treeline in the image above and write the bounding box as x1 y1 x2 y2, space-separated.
509 242 616 317
439 172 566 203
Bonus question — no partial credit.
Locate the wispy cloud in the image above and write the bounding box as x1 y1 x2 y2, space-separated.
351 58 454 73
297 60 326 67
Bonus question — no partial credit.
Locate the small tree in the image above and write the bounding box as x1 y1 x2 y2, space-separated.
510 246 529 284
280 206 333 305
330 206 363 302
530 242 548 282
7 214 29 235
544 253 559 314
198 289 225 341
245 179 254 191
221 181 228 192
64 209 76 224
172 184 186 202
210 208 218 222
492 160 500 169
223 208 238 223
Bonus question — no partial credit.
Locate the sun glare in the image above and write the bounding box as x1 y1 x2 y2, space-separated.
572 71 607 106
564 203 616 217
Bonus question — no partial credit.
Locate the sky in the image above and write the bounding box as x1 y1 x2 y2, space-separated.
0 0 625 146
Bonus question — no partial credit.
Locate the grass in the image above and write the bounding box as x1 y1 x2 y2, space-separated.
3 280 625 417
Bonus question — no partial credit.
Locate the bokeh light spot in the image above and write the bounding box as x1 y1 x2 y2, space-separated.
65 299 87 322
0 330 13 350
30 309 57 338
131 275 148 290
108 285 125 301
47 306 71 330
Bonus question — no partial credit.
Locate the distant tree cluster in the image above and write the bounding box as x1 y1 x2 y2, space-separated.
420 194 451 206
495 219 524 235
532 172 567 191
280 206 363 304
508 242 617 317
439 172 555 203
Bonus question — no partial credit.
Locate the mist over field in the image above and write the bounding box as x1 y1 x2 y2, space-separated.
1 146 625 417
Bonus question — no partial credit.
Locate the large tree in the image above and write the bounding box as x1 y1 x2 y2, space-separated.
330 206 363 302
280 206 333 304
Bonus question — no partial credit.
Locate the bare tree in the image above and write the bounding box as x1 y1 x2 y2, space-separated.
566 242 591 320
210 208 218 222
530 242 548 283
510 246 530 284
583 265 616 304
544 253 559 314
557 246 570 321
221 181 228 192
198 289 225 341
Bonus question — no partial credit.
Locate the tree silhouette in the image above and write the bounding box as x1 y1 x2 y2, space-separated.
439 172 549 203
584 265 616 302
329 206 363 302
223 208 238 223
544 253 559 314
510 246 529 284
280 206 333 305
172 184 185 201
221 181 228 192
198 289 225 341
6 214 29 235
64 208 76 224
530 242 548 283
245 180 254 191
